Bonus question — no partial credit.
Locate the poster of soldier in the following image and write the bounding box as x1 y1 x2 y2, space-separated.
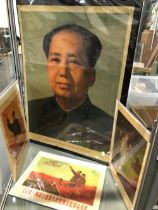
0 81 28 181
110 101 151 210
9 151 107 210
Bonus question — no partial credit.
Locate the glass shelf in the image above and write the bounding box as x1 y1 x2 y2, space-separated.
3 142 127 210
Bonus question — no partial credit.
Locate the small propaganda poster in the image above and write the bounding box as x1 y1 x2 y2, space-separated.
0 81 28 181
110 101 151 210
9 151 107 210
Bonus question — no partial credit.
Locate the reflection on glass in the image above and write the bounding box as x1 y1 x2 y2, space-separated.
0 27 16 92
0 0 16 205
132 0 158 76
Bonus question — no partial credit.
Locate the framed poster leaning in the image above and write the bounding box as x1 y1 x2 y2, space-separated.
109 101 151 210
0 81 29 181
19 6 134 162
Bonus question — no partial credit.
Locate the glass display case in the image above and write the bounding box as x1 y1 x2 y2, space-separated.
127 0 158 209
0 0 17 208
0 0 158 210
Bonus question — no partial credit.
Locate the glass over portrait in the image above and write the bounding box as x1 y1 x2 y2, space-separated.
19 6 134 162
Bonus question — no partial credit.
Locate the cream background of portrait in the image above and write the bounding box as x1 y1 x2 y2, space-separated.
19 6 133 116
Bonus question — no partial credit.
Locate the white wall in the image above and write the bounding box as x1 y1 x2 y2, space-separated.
13 0 20 37
0 0 20 37
0 0 9 28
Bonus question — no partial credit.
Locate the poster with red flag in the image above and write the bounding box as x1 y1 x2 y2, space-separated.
9 151 106 210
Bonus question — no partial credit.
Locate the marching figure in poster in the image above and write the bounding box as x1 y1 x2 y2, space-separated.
7 110 21 143
69 165 82 187
2 104 26 160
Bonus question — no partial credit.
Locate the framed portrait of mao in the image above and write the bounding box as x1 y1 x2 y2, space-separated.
18 5 134 162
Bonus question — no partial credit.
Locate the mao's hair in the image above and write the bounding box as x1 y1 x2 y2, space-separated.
43 24 102 68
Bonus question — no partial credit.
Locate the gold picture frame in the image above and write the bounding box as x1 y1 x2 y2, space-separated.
109 100 151 210
18 5 134 162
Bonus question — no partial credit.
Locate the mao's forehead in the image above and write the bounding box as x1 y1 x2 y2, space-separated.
51 30 85 44
49 30 87 56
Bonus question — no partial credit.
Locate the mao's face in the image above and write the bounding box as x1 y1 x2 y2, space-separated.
47 31 95 102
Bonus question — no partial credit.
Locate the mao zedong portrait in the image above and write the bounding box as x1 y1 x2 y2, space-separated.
29 24 113 152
